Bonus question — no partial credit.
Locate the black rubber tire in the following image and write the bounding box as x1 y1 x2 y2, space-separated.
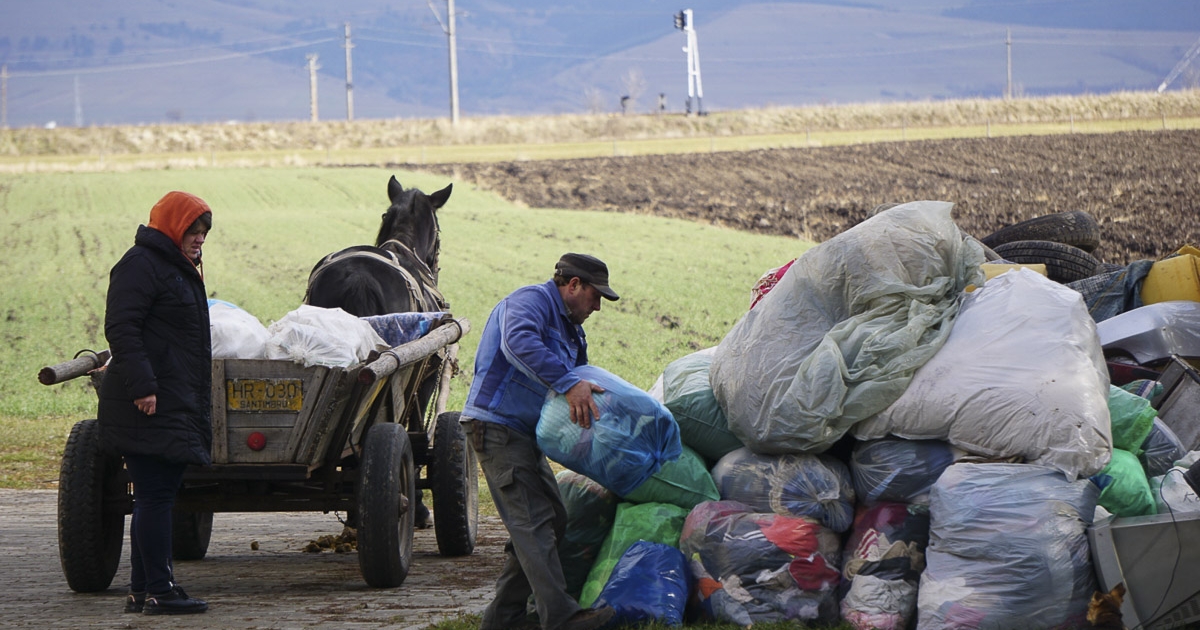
172 510 214 561
980 211 1101 253
431 411 478 557
991 239 1101 283
57 419 127 593
356 422 416 588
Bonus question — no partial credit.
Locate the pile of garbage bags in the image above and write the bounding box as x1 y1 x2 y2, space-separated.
541 201 1200 628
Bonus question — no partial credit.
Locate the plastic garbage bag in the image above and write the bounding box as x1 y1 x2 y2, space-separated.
209 299 270 359
840 501 930 630
594 540 690 627
1091 448 1155 517
1150 465 1200 515
711 201 985 454
917 463 1098 630
361 311 450 347
579 501 690 608
855 268 1113 480
623 444 719 510
849 438 958 506
680 500 842 625
711 447 855 533
1140 418 1188 478
557 471 619 600
661 348 744 462
264 304 386 367
1107 385 1157 453
538 365 682 497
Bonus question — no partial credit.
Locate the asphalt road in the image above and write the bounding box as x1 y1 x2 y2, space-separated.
1 489 508 629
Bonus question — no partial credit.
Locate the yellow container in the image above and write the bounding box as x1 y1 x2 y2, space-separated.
1142 248 1200 305
966 263 1047 292
981 263 1047 281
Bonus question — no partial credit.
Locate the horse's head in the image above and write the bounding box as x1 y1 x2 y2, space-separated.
375 175 452 280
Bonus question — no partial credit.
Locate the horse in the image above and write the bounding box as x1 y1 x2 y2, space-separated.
304 175 451 316
304 175 452 529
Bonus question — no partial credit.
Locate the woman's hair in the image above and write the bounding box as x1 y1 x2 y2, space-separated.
186 211 213 234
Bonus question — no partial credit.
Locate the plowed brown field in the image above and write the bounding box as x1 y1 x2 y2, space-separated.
420 130 1200 266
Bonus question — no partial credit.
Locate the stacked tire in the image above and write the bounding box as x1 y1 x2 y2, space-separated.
979 211 1103 283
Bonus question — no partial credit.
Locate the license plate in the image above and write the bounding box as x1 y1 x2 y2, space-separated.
226 378 304 412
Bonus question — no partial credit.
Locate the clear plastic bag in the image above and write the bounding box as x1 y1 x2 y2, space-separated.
264 305 386 367
855 268 1113 480
661 348 744 463
711 447 856 533
537 365 682 498
849 438 958 506
711 201 984 454
917 463 1098 630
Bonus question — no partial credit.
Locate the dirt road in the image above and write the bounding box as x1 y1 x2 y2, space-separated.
1 489 507 629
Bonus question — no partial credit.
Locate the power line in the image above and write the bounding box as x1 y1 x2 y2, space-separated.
5 38 337 79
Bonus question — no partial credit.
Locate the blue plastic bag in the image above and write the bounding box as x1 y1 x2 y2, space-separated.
538 365 683 496
594 540 691 627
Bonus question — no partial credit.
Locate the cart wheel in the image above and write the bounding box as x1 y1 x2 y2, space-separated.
357 422 416 588
58 419 127 593
431 411 478 556
172 510 214 561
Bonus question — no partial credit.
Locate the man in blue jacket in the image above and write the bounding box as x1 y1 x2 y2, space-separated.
462 253 619 630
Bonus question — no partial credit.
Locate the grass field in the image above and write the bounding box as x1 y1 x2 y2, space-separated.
0 167 808 488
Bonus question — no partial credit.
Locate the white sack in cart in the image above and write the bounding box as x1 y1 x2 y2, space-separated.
854 268 1112 480
710 201 985 454
209 299 270 359
264 305 386 367
917 463 1099 630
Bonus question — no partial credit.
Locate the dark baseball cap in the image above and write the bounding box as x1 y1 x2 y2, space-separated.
555 253 620 301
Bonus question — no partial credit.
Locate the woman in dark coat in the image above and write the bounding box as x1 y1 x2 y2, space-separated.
99 190 213 615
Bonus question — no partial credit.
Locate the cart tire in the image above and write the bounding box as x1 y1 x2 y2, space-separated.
357 422 416 588
172 510 213 561
57 419 127 593
431 411 478 557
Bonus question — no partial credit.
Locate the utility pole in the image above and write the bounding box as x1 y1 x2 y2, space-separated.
429 0 460 125
344 23 354 121
307 53 320 122
674 9 704 115
1 65 8 129
1005 28 1013 100
74 75 83 126
1158 33 1200 92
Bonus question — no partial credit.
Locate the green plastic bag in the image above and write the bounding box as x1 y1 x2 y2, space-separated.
662 349 744 463
623 444 719 510
1094 448 1155 517
1108 385 1157 454
578 502 690 608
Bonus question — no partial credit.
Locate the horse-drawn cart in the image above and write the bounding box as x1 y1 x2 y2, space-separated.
40 316 476 592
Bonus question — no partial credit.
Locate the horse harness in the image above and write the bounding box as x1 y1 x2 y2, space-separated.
305 239 449 312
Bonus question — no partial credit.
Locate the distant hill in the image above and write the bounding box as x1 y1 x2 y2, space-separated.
1 0 1197 127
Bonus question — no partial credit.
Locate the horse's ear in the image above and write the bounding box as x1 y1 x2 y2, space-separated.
388 175 404 202
428 183 453 209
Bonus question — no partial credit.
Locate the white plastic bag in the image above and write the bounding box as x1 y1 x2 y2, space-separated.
710 201 985 454
264 305 386 367
854 268 1112 480
209 299 269 359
